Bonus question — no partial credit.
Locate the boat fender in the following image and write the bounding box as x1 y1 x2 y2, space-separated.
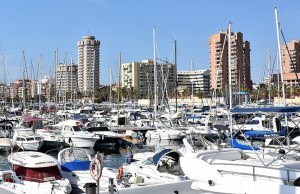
89 158 102 181
117 166 123 180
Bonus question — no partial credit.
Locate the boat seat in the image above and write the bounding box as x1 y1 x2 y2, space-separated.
61 160 90 172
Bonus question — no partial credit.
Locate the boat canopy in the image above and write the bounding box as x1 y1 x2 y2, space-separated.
22 116 44 122
153 149 182 166
153 149 173 165
231 106 300 113
230 137 260 151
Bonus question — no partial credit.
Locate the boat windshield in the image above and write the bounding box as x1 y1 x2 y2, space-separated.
245 120 259 125
60 148 90 163
14 165 62 182
73 125 84 132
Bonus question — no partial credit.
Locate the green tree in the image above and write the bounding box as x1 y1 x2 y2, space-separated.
182 87 192 97
94 86 110 103
33 94 47 103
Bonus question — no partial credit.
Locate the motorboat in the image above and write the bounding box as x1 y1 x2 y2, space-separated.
120 130 144 147
121 148 187 186
145 126 185 140
12 128 44 151
232 116 273 132
0 151 72 194
85 122 122 147
57 147 122 192
85 122 144 147
180 148 300 194
54 119 98 148
36 125 65 148
0 138 12 152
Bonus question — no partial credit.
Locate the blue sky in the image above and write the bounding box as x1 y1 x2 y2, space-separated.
0 0 299 84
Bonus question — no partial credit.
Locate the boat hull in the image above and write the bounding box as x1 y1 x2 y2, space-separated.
15 140 43 151
64 137 97 148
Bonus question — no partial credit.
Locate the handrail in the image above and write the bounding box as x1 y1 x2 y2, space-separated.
212 161 300 181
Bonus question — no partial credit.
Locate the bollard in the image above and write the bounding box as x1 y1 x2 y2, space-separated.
84 182 97 194
108 178 114 194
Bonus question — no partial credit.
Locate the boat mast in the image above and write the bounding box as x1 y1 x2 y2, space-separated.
109 69 112 104
3 52 7 109
38 54 43 110
117 52 121 128
70 57 73 104
276 51 281 105
174 39 178 112
190 59 194 110
228 22 233 109
228 22 234 141
153 28 158 119
93 50 96 104
267 49 271 104
22 51 26 110
274 2 286 107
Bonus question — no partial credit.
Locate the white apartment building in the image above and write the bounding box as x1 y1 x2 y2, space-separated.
122 59 176 99
177 69 210 95
77 36 100 96
56 63 78 100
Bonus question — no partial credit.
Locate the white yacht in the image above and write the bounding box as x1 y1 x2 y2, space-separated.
232 116 273 132
54 119 98 148
145 126 185 140
12 128 44 151
0 151 72 194
0 138 12 152
180 148 300 194
121 149 187 186
36 125 64 147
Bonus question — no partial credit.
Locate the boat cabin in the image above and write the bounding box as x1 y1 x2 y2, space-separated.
9 152 62 183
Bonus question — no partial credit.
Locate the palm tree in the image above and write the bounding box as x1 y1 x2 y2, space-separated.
182 87 192 98
94 86 110 103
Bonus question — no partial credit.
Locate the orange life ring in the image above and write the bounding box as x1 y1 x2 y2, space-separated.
117 166 123 180
89 158 102 181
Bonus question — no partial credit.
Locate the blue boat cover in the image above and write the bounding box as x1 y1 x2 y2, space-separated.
231 106 300 113
61 160 90 172
244 130 275 138
187 115 203 119
230 137 260 151
153 149 172 165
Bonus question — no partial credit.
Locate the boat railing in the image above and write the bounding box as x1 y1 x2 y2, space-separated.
213 161 300 185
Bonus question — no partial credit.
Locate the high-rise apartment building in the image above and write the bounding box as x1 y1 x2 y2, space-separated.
56 63 78 100
209 31 251 92
122 59 176 99
281 40 300 85
77 36 100 96
177 69 210 95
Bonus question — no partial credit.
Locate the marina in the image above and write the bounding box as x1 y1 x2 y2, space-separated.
1 0 300 194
